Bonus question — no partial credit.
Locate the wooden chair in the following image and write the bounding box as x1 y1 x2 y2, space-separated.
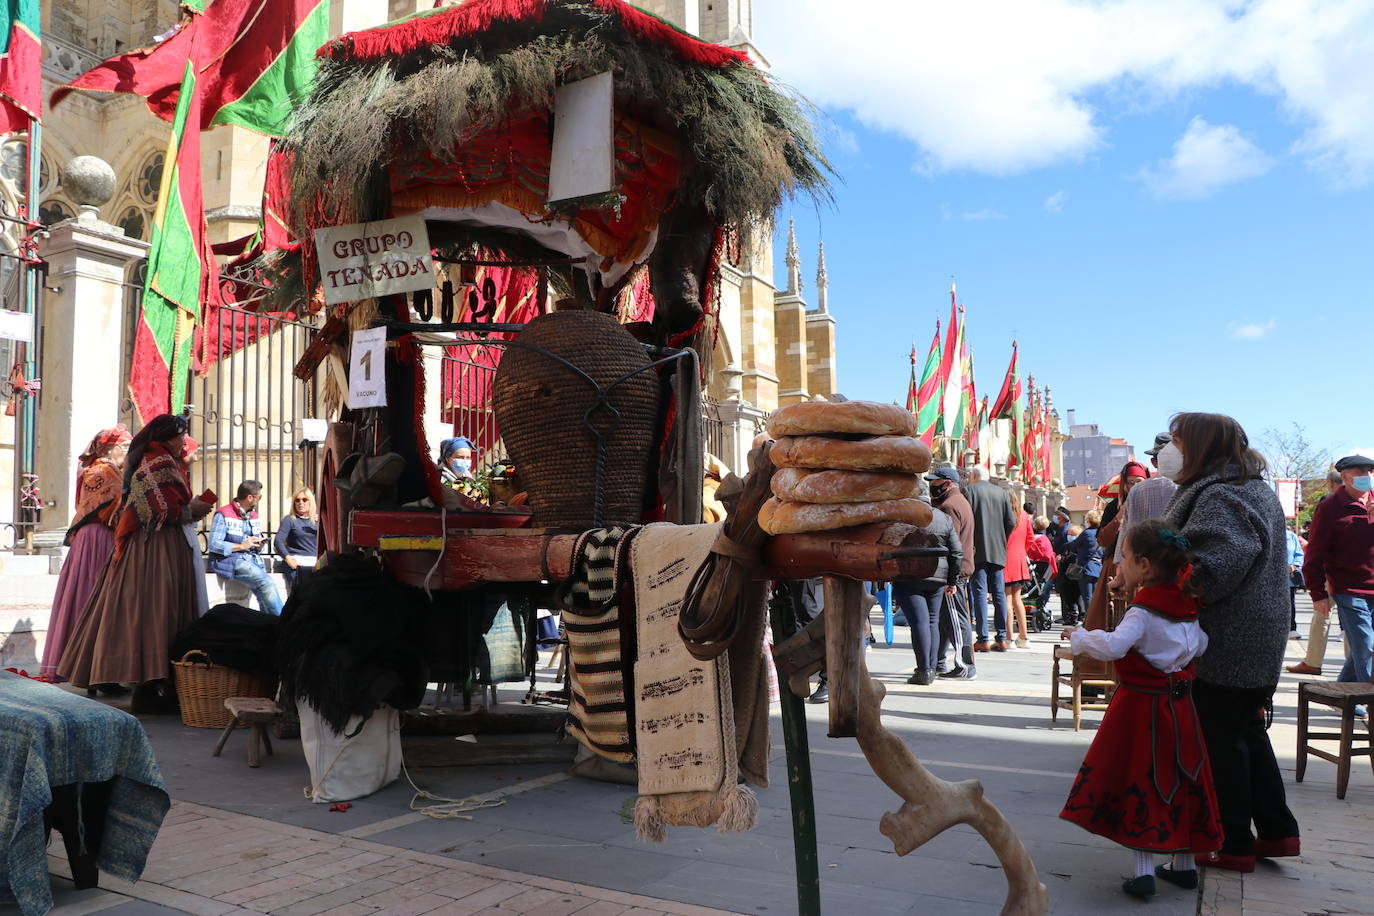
1050 595 1126 730
1296 681 1374 799
1051 646 1116 730
212 696 282 767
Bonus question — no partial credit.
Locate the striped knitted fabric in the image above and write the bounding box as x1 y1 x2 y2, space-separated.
563 527 637 763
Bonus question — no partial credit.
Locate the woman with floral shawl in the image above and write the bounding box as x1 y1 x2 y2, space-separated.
58 414 214 712
39 425 132 682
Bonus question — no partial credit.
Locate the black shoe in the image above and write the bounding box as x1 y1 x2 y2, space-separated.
808 681 829 704
1081 685 1104 699
866 635 877 647
86 683 130 698
938 666 977 680
906 668 934 686
1154 864 1198 889
1122 875 1155 899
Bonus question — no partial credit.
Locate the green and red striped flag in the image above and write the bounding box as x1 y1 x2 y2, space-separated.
938 290 963 441
51 0 328 138
130 60 214 421
911 323 943 447
0 0 39 134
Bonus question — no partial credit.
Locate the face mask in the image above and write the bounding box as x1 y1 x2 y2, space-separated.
1156 442 1184 480
451 459 471 475
1353 474 1374 493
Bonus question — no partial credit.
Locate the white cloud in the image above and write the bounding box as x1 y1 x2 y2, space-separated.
1228 318 1277 340
1043 190 1067 213
1142 118 1274 198
755 0 1374 185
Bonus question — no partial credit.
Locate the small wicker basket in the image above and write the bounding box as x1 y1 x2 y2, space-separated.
171 650 276 729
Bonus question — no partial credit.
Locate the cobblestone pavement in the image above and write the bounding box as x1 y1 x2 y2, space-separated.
26 591 1370 916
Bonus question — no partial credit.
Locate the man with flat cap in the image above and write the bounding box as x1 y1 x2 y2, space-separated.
1302 455 1374 684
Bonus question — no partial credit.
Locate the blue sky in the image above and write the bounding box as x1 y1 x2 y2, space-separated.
753 0 1374 464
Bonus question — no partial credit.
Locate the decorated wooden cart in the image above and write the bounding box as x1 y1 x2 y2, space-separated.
256 1 1049 913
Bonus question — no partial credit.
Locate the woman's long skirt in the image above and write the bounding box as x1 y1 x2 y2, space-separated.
57 525 202 686
39 524 116 679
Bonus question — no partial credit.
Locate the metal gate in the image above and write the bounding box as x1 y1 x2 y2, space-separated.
184 306 319 547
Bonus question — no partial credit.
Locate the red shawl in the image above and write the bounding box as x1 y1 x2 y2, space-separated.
113 440 193 560
66 461 124 543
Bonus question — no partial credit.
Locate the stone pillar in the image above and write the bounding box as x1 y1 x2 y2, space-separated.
34 158 149 535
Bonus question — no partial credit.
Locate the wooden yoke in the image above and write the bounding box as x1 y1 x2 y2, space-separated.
358 516 942 589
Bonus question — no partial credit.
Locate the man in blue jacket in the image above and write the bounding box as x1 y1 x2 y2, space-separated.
208 480 283 616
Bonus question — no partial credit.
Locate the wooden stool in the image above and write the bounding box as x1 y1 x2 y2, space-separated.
212 697 282 767
1051 645 1115 731
1296 681 1374 799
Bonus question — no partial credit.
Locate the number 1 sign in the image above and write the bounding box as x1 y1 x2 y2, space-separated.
348 327 388 408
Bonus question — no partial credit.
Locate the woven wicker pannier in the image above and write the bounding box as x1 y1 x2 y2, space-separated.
171 650 276 729
493 311 658 529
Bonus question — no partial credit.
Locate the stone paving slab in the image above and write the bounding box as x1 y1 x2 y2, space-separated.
21 591 1372 916
38 800 740 916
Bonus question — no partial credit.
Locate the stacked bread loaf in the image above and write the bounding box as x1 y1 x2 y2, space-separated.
758 400 934 534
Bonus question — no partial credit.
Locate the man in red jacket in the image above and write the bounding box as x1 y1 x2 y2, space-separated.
1303 455 1374 684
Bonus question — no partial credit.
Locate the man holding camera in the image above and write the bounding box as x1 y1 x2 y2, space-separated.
208 480 283 616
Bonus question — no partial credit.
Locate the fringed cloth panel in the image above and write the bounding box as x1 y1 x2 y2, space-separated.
631 522 757 842
389 110 680 272
563 527 637 763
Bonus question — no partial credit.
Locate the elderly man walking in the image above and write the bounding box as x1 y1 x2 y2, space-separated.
965 466 1017 651
1289 470 1348 675
1302 455 1374 683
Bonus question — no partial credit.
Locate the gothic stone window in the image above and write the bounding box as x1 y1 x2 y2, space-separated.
118 206 146 240
0 141 50 195
39 199 74 226
137 151 165 204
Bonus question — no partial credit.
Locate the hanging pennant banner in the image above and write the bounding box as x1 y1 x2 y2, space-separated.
1273 477 1299 519
348 327 387 409
314 214 435 305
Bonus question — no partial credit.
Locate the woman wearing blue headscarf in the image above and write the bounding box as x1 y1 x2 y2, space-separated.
438 436 476 487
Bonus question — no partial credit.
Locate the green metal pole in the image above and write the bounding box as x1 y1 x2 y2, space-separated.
769 585 821 916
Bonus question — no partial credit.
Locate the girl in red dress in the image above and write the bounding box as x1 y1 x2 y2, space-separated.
1059 518 1223 899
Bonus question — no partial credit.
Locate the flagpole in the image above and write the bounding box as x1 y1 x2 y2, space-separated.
17 115 40 547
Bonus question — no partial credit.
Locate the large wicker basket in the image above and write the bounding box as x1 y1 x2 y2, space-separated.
171 650 276 729
492 311 659 529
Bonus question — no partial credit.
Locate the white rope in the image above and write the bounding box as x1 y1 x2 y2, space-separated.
401 759 507 820
422 504 447 600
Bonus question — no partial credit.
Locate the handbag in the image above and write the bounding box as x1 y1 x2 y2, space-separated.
1065 562 1086 581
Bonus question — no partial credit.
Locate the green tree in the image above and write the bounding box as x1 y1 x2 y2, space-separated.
1261 423 1332 527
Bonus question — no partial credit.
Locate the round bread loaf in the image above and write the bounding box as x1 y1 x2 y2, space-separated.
758 496 934 534
767 399 918 438
770 435 931 473
771 467 920 504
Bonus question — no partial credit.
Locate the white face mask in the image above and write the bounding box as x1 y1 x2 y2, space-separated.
1156 442 1184 480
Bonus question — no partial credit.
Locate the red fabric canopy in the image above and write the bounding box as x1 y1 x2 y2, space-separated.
322 0 751 70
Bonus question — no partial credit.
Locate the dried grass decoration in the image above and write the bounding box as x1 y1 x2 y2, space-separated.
264 0 830 312
491 311 658 529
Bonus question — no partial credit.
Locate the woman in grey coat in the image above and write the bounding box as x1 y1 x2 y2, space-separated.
1163 412 1299 874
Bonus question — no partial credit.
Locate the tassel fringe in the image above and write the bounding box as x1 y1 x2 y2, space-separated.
634 795 667 843
716 783 757 835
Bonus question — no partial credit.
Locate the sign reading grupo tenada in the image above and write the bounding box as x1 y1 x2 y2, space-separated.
313 214 435 306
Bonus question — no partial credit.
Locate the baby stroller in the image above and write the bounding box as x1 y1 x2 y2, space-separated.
1022 561 1055 632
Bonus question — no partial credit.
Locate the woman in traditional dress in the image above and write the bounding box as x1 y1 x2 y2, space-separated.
57 414 214 713
1059 519 1222 899
39 425 132 685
